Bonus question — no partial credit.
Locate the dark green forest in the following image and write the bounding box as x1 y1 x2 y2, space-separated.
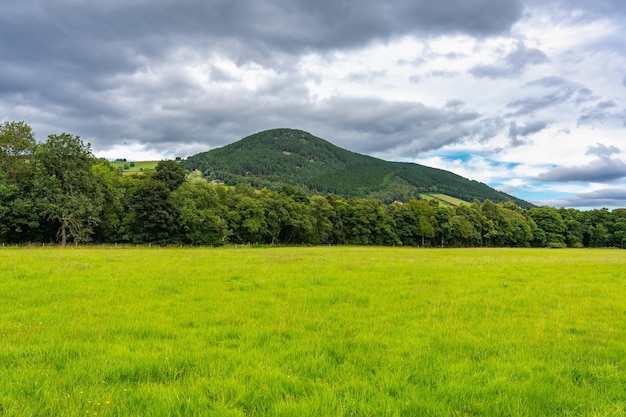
2 121 626 248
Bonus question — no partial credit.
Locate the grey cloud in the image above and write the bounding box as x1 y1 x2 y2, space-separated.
470 41 548 79
215 96 503 158
0 0 524 155
308 96 492 155
25 81 499 160
443 52 466 60
623 75 626 87
525 76 567 88
409 68 461 84
209 66 239 83
446 100 466 108
346 70 388 83
505 78 593 117
391 0 523 35
309 99 503 157
1 0 524 66
575 88 597 105
506 86 577 117
552 0 626 19
430 70 459 78
514 120 549 136
508 77 617 125
535 157 626 183
508 120 549 146
587 143 620 157
505 43 548 66
0 0 524 102
2 62 505 159
525 0 626 28
594 97 613 108
578 100 618 126
546 188 626 209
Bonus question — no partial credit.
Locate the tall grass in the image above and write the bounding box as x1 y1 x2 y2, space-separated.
1 247 625 416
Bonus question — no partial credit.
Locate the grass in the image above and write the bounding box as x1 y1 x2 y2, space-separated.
110 160 159 174
420 193 470 206
1 247 625 416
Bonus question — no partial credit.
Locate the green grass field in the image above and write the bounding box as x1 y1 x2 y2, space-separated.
420 193 470 206
1 247 625 416
110 160 159 174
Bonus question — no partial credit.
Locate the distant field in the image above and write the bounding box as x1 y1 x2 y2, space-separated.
110 160 159 173
420 193 470 206
1 247 625 416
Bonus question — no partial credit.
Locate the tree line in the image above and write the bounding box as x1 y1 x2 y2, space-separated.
2 121 626 248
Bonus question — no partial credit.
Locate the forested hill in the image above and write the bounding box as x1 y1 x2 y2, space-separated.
182 128 533 208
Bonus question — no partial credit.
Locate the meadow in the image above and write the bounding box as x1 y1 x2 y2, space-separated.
1 247 625 416
420 193 470 207
110 160 159 174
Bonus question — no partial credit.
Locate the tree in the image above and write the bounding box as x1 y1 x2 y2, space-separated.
91 159 130 243
434 206 453 247
223 184 267 244
582 208 614 247
324 194 349 244
33 133 103 245
588 223 609 248
529 207 566 247
481 200 505 246
278 184 309 203
308 195 335 244
0 124 41 243
409 199 436 246
389 200 436 247
501 206 533 247
444 204 483 247
259 189 312 244
390 202 420 246
559 208 584 247
153 160 186 191
450 214 475 246
128 180 181 245
0 121 36 183
341 198 399 245
612 217 626 249
0 170 40 243
173 177 231 245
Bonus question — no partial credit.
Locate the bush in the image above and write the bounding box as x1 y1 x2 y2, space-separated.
548 241 566 248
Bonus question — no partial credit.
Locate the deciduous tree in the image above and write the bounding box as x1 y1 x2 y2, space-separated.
154 160 186 191
0 121 36 183
128 179 181 245
173 177 230 245
33 133 103 245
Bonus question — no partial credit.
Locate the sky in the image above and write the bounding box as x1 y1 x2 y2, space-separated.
1 0 625 209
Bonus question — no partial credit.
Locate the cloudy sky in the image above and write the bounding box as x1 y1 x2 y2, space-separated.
2 0 625 209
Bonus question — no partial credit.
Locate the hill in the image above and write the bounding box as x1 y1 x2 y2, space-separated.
181 128 533 207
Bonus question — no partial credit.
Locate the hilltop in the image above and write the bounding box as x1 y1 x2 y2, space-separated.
181 128 533 208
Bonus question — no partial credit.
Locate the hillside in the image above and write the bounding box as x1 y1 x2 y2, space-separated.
182 128 533 207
